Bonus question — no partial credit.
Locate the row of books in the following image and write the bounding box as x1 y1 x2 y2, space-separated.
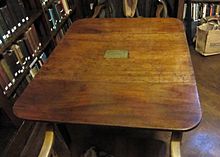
183 3 220 21
29 52 47 79
41 0 74 13
55 18 73 43
11 52 48 99
0 24 42 94
0 0 29 45
45 0 73 32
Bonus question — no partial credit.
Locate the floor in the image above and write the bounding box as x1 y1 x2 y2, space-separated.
1 47 220 157
181 48 220 157
0 110 16 154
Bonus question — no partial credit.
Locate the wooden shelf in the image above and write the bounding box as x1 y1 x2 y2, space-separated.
0 0 77 129
52 16 69 37
52 11 74 37
0 10 42 53
5 69 29 98
1 10 71 98
35 37 51 58
5 37 51 98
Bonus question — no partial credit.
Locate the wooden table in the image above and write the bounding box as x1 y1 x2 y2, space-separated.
14 18 201 157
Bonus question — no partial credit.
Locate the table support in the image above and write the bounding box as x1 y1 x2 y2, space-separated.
57 123 71 145
170 132 182 157
54 124 71 157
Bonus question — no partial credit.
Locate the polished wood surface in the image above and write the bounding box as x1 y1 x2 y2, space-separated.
14 18 201 131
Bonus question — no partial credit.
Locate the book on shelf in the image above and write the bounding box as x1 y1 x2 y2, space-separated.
0 73 6 91
5 0 28 29
30 53 47 69
11 44 26 66
17 39 32 64
183 3 187 20
2 50 25 88
21 37 34 59
29 57 38 69
48 8 57 31
0 62 10 91
17 0 29 22
0 5 15 35
30 63 40 78
28 53 46 79
35 19 49 39
45 0 72 32
31 24 42 50
202 3 207 18
210 4 213 16
23 24 42 57
0 8 11 42
60 0 71 15
5 4 19 32
39 52 48 63
3 50 22 78
217 5 220 16
0 54 15 87
25 28 38 54
183 3 220 21
55 18 72 43
38 59 43 67
25 73 33 83
52 3 61 23
45 10 54 32
56 1 66 21
0 0 30 48
0 0 29 33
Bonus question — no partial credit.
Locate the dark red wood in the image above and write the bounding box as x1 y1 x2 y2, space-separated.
14 18 201 131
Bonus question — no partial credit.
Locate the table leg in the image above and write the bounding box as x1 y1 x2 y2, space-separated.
57 123 71 145
170 132 182 157
54 124 71 157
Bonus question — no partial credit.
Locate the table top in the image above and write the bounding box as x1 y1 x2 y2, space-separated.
14 18 201 131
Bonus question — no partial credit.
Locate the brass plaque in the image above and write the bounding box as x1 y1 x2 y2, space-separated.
104 50 129 59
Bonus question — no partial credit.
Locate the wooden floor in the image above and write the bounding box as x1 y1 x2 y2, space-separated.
1 48 220 157
181 48 220 157
0 110 16 154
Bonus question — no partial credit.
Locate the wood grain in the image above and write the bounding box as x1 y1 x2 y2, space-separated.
14 18 201 131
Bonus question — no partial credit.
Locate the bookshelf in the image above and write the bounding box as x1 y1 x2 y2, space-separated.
52 12 73 37
0 0 78 126
0 11 42 53
0 0 78 154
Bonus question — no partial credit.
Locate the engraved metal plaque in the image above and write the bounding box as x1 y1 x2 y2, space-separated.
104 50 129 59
